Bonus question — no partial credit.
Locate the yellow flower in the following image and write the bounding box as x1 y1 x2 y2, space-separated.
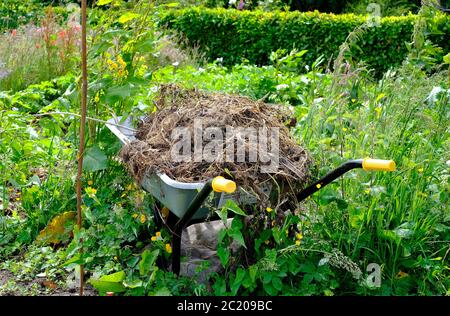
295 240 301 246
116 55 128 78
418 167 424 173
342 127 348 132
155 231 161 237
87 180 93 186
107 59 118 70
316 183 321 189
351 98 356 103
85 187 97 196
364 189 371 194
117 55 126 69
140 214 146 224
151 236 157 242
375 107 382 117
136 63 148 77
114 256 118 261
161 207 170 219
396 271 409 279
266 207 273 213
165 243 172 254
132 213 138 219
296 232 303 240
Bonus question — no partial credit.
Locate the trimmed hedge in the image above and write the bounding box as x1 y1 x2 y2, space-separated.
160 8 450 73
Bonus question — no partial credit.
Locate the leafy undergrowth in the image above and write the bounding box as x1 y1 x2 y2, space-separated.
0 1 449 296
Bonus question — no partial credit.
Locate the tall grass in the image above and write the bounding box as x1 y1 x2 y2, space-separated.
291 9 449 292
0 8 80 92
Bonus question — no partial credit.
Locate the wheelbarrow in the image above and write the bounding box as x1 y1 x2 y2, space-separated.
106 116 396 275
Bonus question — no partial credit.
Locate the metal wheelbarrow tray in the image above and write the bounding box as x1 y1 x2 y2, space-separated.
106 116 260 220
106 115 396 275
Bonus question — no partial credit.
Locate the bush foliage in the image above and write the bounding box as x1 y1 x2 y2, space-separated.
160 7 450 73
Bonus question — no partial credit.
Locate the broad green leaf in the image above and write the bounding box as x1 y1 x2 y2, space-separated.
272 227 281 244
443 53 450 64
229 228 246 248
164 2 180 7
123 279 143 289
272 277 283 291
224 199 247 216
99 270 125 282
218 228 227 244
150 287 172 296
62 254 83 267
83 146 108 172
89 280 126 294
217 246 230 267
215 208 228 226
381 229 400 243
139 249 159 276
104 84 138 103
264 283 278 296
118 13 140 24
97 0 113 6
231 268 246 295
262 273 272 284
249 265 258 282
299 261 316 274
254 229 271 253
89 271 127 294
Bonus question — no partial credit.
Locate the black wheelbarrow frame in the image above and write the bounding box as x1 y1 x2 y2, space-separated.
106 116 396 275
155 158 395 275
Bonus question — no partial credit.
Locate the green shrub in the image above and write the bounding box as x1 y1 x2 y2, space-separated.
160 7 450 73
0 0 71 32
0 0 44 31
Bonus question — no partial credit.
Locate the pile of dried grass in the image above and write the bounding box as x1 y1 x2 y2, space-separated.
120 84 312 204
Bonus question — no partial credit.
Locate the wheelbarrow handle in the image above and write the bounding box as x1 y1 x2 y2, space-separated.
296 158 395 202
212 176 237 194
362 158 396 172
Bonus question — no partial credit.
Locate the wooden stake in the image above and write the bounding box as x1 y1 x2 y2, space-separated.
76 0 88 297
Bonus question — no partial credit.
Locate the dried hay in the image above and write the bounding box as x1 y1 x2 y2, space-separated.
120 84 312 205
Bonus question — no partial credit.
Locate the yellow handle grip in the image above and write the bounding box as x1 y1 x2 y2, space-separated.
212 176 237 194
362 158 396 172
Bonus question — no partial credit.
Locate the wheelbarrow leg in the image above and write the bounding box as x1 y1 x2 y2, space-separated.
171 227 182 275
170 178 219 275
153 202 170 271
163 177 236 276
